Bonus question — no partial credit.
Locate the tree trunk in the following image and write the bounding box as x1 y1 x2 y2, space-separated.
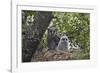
22 11 53 62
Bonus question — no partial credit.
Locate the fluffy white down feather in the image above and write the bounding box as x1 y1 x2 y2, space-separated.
56 35 70 52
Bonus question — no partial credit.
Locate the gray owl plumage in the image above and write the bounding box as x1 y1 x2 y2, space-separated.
56 35 70 52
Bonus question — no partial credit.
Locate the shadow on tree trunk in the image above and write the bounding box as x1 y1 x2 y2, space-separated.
22 11 53 62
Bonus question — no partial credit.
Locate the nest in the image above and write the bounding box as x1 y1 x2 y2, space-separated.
31 48 81 62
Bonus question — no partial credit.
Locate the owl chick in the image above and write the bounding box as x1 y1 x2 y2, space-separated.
56 35 70 53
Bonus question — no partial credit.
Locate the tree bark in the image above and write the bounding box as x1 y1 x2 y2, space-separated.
22 11 53 62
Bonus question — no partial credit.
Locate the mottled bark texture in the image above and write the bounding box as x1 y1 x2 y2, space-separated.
22 11 53 62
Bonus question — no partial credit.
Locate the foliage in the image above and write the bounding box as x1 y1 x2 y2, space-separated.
52 12 90 59
52 12 90 49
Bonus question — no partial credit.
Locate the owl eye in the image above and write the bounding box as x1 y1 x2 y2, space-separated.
62 38 67 41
